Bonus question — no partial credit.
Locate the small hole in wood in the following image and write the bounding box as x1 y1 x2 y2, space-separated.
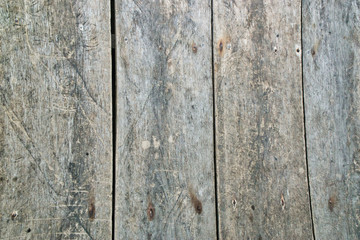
26 228 31 233
281 193 285 209
11 211 18 220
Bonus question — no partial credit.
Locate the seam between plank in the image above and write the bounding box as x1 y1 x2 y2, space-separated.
300 1 316 239
110 0 117 239
210 0 220 239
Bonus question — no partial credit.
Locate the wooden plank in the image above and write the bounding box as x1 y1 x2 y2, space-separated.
0 1 112 239
115 1 216 239
303 1 360 238
213 0 313 238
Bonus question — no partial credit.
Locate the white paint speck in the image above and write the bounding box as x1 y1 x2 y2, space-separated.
153 136 160 149
141 141 150 150
168 135 174 143
299 168 305 174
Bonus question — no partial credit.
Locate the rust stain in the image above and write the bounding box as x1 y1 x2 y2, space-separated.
88 189 95 221
189 187 202 214
217 35 231 57
147 201 155 221
214 63 219 73
328 195 337 212
192 43 197 54
219 40 224 53
311 39 321 58
311 48 316 56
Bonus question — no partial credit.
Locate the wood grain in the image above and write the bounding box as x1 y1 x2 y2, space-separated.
303 0 360 239
0 0 112 239
114 0 216 239
213 0 313 238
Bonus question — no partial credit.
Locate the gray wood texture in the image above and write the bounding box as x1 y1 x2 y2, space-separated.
0 0 112 239
213 0 313 238
115 0 216 239
303 1 360 239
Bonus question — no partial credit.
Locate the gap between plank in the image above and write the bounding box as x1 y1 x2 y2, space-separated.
300 1 316 239
110 0 116 239
210 0 220 239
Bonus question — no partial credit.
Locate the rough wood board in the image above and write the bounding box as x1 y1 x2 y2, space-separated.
213 0 313 238
0 0 112 239
303 1 360 239
115 0 216 239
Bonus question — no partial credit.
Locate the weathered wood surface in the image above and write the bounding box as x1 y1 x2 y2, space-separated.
0 1 112 239
213 0 313 238
303 1 360 239
115 0 216 239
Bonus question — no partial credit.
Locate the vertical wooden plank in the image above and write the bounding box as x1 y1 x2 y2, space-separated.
303 1 360 238
115 0 216 239
0 0 112 239
213 0 313 239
